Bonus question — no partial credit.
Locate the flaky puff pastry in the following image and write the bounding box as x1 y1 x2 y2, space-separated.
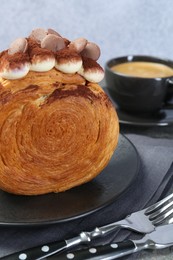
0 69 119 195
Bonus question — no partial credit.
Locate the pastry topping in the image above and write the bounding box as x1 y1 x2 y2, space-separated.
8 38 28 55
78 57 104 83
0 51 30 69
63 38 70 46
30 47 55 72
81 42 100 61
68 38 87 53
0 51 30 79
55 48 82 73
27 37 40 51
0 64 30 80
29 45 54 60
30 57 55 72
0 28 104 82
47 85 98 104
47 28 62 37
41 34 66 52
30 28 48 43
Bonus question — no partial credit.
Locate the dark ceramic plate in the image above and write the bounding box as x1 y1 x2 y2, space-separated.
0 134 140 226
104 87 173 127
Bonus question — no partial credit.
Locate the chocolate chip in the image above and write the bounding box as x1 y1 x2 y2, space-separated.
30 28 48 43
48 28 62 37
69 38 87 53
8 38 28 55
63 38 70 46
41 34 66 52
81 42 100 60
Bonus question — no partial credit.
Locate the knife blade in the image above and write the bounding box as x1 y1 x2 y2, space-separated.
55 223 173 260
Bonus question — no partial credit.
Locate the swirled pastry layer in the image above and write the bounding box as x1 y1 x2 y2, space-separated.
0 69 119 195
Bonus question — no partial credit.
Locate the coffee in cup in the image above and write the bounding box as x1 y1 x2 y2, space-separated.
111 61 173 78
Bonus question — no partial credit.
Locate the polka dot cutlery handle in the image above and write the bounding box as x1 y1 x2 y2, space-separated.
0 240 136 260
0 241 68 260
54 240 136 260
0 230 100 260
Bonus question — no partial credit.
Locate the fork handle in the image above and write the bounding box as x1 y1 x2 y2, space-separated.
53 240 137 260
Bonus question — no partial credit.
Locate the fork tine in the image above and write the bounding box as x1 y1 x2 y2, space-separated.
148 200 173 220
152 208 173 225
145 193 173 214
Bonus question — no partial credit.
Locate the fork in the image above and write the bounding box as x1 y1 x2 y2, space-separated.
58 223 173 260
1 193 173 260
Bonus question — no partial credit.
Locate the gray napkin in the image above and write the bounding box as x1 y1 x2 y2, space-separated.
0 133 173 259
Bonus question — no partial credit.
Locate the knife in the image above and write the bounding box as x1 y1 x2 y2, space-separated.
53 223 173 260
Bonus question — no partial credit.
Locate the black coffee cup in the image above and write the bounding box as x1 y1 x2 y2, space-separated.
105 55 173 113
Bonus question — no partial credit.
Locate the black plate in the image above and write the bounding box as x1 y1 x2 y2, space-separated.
0 134 140 226
104 87 173 127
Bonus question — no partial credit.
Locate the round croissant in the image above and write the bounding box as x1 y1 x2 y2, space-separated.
0 69 119 195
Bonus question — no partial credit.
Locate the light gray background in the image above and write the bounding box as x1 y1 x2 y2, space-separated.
0 0 173 67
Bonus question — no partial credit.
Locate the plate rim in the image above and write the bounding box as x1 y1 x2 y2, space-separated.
0 134 140 227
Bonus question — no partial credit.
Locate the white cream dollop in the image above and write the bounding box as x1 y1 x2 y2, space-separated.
0 63 30 80
78 65 104 83
30 58 55 72
55 59 82 74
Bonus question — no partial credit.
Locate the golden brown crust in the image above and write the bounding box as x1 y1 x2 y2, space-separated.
0 70 119 195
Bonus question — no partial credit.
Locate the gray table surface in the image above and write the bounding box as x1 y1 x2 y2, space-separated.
121 124 173 260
